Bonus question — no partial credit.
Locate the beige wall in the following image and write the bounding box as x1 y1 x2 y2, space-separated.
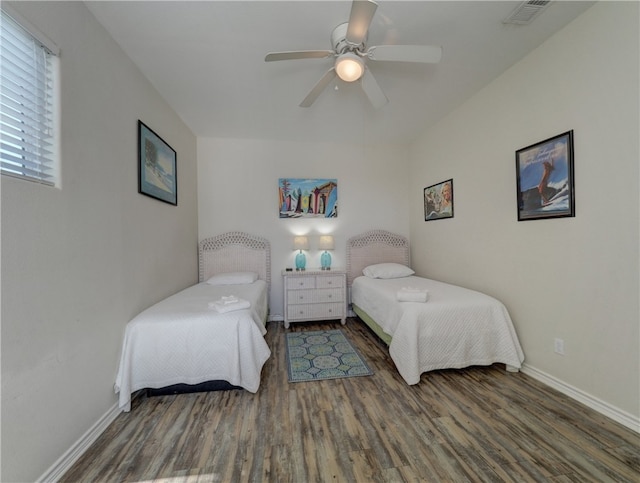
1 2 198 481
197 137 411 317
409 2 639 422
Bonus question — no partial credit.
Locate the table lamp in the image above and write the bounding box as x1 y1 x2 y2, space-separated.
293 236 309 270
318 235 334 270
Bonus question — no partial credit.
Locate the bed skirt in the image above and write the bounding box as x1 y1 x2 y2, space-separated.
146 380 242 397
352 304 392 346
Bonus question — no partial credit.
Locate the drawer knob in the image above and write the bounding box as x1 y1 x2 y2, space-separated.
328 309 332 313
328 294 332 298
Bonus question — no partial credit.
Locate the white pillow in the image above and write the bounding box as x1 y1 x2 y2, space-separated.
206 271 258 285
362 263 414 279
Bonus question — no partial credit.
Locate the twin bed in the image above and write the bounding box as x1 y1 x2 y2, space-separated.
115 232 271 412
115 229 524 412
347 230 524 385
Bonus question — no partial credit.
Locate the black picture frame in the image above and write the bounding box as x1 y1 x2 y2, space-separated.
516 130 574 221
138 120 177 205
424 178 454 221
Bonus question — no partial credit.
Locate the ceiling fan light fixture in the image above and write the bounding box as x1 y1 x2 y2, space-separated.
335 52 364 82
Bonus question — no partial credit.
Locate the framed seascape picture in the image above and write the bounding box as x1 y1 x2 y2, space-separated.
138 120 177 205
279 178 338 218
424 178 453 221
516 130 574 221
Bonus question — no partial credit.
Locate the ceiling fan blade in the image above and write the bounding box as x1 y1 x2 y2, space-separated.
346 0 378 46
299 68 337 107
361 68 388 109
265 50 334 62
367 45 443 64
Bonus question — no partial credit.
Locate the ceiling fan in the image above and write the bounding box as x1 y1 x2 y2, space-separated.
265 0 442 109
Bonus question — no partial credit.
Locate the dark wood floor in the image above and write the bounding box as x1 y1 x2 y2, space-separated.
61 318 640 482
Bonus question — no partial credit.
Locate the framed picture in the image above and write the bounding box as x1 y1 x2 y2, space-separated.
516 130 574 221
138 120 177 205
279 178 338 218
424 178 453 221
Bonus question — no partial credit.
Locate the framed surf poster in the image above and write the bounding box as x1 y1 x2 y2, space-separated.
515 131 574 221
279 178 338 218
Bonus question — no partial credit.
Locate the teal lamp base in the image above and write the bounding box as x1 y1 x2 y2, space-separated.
295 251 306 270
320 251 332 270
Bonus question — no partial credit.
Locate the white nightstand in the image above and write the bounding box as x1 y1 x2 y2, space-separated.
282 268 347 328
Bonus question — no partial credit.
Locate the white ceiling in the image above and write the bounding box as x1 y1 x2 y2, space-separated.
86 1 594 144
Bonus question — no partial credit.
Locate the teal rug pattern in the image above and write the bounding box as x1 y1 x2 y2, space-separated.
285 329 374 382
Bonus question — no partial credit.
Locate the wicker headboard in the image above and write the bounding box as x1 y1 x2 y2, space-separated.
346 230 410 286
198 232 271 291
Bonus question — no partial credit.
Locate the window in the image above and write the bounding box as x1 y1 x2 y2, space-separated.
0 8 59 186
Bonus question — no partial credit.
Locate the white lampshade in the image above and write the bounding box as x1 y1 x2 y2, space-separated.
335 53 364 82
293 236 310 251
318 235 335 251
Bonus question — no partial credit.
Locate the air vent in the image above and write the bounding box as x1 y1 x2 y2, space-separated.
503 0 552 25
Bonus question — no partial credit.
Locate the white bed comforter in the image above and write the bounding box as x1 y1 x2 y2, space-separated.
351 276 524 385
115 280 270 411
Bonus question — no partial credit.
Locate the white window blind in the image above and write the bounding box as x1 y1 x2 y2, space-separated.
0 9 59 186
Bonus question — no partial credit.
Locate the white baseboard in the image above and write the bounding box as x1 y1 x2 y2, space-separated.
521 363 640 433
37 403 122 483
268 314 284 322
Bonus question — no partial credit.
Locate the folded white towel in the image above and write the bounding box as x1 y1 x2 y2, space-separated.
220 295 239 305
208 298 251 313
397 287 429 303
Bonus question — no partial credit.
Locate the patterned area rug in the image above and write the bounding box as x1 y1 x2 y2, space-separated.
285 329 374 382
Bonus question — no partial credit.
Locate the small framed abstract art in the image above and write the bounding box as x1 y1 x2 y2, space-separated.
138 120 177 205
279 178 338 218
515 130 574 221
424 178 453 221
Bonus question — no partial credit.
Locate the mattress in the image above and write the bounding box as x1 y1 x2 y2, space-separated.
115 280 270 411
351 275 524 384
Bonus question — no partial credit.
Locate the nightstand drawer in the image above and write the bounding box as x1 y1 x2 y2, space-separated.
314 288 344 304
286 276 316 290
287 304 313 320
287 287 344 305
312 302 344 319
287 288 314 304
287 302 344 321
316 275 344 289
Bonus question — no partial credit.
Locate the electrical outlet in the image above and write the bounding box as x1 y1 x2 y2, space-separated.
554 338 565 355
